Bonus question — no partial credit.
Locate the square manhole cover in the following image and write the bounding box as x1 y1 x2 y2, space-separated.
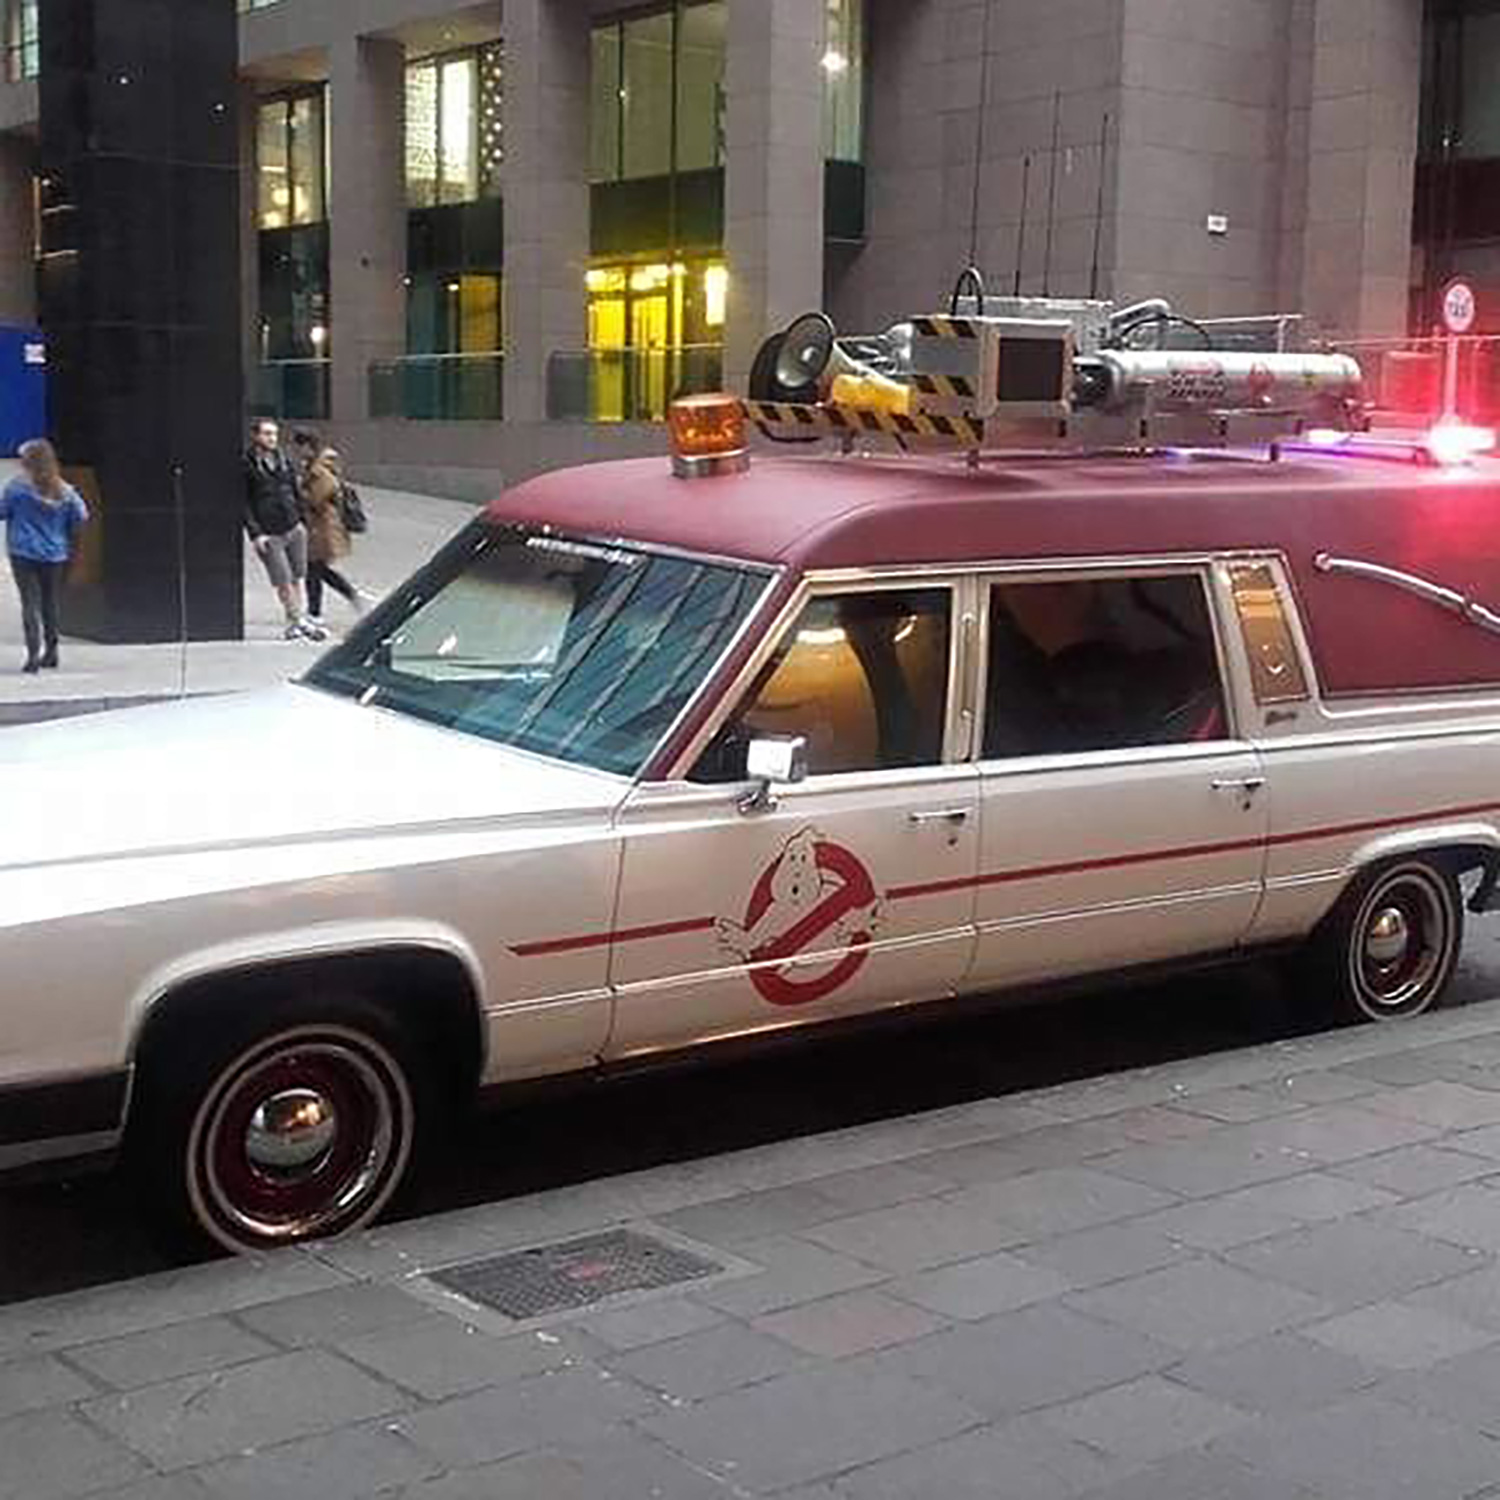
428 1228 723 1321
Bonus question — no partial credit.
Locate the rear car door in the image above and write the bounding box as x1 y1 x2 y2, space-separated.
970 563 1268 989
605 576 981 1058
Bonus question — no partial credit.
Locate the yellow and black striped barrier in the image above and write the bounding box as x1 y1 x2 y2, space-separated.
742 400 985 450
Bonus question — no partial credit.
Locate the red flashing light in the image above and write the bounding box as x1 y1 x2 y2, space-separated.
1426 421 1497 466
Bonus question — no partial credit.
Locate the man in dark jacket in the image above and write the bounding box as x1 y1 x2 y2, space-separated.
244 418 325 641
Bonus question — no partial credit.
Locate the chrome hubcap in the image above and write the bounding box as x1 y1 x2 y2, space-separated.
246 1088 339 1173
1364 906 1411 968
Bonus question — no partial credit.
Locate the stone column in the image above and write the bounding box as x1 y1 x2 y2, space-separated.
501 0 590 424
0 131 35 326
723 0 825 392
328 34 406 425
1296 0 1423 339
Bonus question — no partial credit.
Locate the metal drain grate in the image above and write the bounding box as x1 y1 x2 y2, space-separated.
428 1228 723 1321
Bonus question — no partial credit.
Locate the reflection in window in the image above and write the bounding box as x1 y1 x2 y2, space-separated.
1228 565 1309 704
591 2 726 184
406 44 503 209
983 575 1226 758
307 524 769 778
695 590 952 780
4 0 36 82
258 90 327 230
823 0 864 163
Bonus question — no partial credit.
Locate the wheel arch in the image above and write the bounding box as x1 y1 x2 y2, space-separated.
1330 824 1500 922
126 932 488 1115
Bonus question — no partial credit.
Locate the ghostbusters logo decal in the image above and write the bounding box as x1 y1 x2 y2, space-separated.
715 827 886 1007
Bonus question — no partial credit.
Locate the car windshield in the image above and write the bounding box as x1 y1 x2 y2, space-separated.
305 520 770 776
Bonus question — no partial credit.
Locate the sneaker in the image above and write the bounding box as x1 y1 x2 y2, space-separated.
21 658 39 675
40 652 57 669
282 621 304 641
296 617 329 642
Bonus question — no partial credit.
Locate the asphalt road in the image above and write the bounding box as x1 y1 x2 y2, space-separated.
5 921 1500 1308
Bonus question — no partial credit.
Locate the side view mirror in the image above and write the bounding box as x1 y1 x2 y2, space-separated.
739 735 808 813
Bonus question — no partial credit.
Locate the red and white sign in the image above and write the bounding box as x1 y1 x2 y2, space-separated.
1441 279 1477 336
715 828 884 1007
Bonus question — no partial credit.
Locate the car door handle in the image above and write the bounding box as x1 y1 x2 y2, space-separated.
908 807 971 826
1211 777 1266 794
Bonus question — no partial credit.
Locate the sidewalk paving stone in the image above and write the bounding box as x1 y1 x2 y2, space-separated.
1209 1393 1500 1499
1220 1219 1482 1307
87 1480 214 1500
1036 1373 1252 1466
939 1167 1180 1239
827 1415 1126 1500
689 1235 888 1317
67 1317 279 1391
1404 1260 1500 1331
1300 1300 1496 1370
81 1349 407 1470
1375 1341 1500 1435
655 1185 849 1248
232 1283 434 1350
0 1407 146 1499
1359 1081 1500 1129
800 1199 1028 1273
334 1316 586 1402
1328 1143 1499 1197
1065 1259 1333 1352
1164 1330 1381 1417
851 1301 1178 1418
1008 1222 1196 1289
193 1422 440 1500
1068 1447 1321 1499
639 1364 983 1492
607 1321 811 1402
1380 1180 1500 1253
1202 1170 1400 1225
749 1290 945 1358
573 1296 727 1352
396 1364 658 1470
0 1353 97 1419
886 1249 1071 1320
1174 1086 1311 1124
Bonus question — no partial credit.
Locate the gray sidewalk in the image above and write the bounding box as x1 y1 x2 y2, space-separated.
0 483 476 724
15 1003 1500 1496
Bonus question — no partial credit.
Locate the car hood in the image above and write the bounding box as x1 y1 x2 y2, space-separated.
0 684 627 870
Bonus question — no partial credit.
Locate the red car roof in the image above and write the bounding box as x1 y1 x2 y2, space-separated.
490 449 1500 699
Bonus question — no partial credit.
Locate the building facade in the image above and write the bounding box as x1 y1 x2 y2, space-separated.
0 0 1490 496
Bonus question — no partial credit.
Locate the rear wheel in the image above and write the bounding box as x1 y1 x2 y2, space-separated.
130 999 425 1255
1301 858 1464 1024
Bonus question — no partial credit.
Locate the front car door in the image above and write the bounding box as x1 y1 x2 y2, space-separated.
970 561 1268 989
605 575 981 1059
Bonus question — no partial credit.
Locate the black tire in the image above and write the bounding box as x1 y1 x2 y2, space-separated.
128 994 427 1256
1298 857 1464 1024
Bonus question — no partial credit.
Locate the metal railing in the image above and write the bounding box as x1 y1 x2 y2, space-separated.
1315 334 1500 424
252 359 330 422
368 353 504 421
546 344 725 423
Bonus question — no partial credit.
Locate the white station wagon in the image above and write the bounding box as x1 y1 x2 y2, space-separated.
5 399 1500 1252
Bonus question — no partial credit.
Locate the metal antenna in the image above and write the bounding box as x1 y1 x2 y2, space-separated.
1089 112 1110 299
1042 91 1062 296
1013 154 1031 295
966 0 996 267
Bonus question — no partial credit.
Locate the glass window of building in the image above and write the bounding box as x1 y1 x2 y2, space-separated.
406 44 503 209
823 0 864 163
257 89 327 230
5 0 37 83
590 2 727 183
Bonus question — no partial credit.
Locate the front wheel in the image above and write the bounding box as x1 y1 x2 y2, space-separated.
1302 858 1464 1024
130 1003 423 1255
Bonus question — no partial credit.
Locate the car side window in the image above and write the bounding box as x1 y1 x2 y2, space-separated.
692 588 952 781
983 573 1227 758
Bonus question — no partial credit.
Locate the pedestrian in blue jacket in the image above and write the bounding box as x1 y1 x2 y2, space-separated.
0 439 89 674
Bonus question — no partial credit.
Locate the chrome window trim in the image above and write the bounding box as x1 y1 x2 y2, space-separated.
971 556 1243 766
663 570 974 783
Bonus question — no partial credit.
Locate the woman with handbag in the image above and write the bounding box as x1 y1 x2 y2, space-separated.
1 438 89 674
301 447 366 625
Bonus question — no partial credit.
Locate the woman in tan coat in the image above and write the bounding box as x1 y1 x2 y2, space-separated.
302 447 363 623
